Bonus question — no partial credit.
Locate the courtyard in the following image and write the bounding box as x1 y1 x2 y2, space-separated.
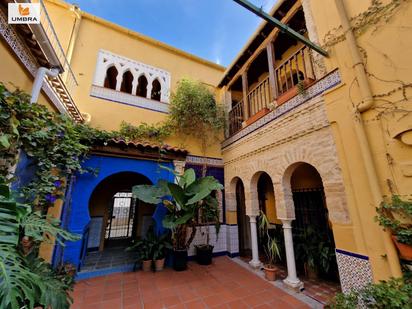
71 257 316 309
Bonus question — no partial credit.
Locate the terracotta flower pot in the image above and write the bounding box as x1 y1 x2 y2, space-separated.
263 266 277 281
155 258 165 271
392 235 412 261
142 260 152 272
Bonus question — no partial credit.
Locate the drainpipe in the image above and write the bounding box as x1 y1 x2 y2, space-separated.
30 67 60 104
63 5 82 83
334 0 402 278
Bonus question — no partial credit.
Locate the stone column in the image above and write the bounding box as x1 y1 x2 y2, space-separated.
281 219 303 290
248 215 261 268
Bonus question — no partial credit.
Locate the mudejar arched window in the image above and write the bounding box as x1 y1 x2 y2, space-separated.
151 79 161 101
120 70 133 94
104 66 118 90
136 75 148 98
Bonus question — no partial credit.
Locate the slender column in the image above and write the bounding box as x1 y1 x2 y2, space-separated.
248 215 261 268
281 219 303 290
266 41 278 101
241 71 250 121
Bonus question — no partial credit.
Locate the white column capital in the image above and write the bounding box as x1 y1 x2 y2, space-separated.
281 219 294 229
248 215 257 223
173 160 186 176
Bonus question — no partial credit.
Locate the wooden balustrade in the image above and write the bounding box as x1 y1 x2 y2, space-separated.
228 100 244 135
227 46 316 137
274 45 314 96
247 77 271 117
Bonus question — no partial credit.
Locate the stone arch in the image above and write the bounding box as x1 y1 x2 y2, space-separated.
151 78 161 101
279 159 350 224
136 74 148 97
103 65 118 90
120 69 134 94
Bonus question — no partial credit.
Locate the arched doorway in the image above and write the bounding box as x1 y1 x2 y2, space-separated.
83 172 153 271
290 163 340 282
235 178 251 257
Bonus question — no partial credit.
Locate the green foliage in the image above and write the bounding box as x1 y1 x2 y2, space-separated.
128 225 172 262
133 167 223 250
294 226 335 275
168 79 224 167
329 278 412 309
118 121 171 145
0 178 78 309
376 195 412 245
0 83 113 207
258 211 281 267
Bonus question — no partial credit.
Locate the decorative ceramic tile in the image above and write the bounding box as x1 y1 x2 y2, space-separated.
335 249 373 293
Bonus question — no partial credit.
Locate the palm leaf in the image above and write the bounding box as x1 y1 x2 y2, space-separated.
0 245 40 309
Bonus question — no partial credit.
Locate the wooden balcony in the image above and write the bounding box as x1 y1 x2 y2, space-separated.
228 45 315 137
228 100 244 136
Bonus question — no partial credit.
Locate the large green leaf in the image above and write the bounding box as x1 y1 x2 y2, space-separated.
162 211 194 229
167 183 186 211
0 246 40 309
186 176 223 205
0 191 20 246
179 168 196 188
132 182 169 204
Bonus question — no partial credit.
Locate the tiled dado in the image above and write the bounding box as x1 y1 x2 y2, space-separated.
187 224 240 257
222 69 341 148
335 249 373 293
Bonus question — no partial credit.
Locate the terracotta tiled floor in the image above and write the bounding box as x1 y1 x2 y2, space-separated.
72 256 311 309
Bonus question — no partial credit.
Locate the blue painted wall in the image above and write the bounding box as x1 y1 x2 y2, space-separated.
62 155 174 269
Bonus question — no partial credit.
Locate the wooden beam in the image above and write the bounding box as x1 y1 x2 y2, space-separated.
227 1 302 89
266 41 278 101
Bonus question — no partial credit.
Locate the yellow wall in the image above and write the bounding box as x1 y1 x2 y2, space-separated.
308 0 412 281
0 40 56 112
44 0 225 158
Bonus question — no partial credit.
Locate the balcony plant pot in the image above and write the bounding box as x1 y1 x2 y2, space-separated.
195 244 214 265
245 107 270 126
391 235 412 261
173 249 188 271
263 265 277 281
142 259 152 272
155 258 165 271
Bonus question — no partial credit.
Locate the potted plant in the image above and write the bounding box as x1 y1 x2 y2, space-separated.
376 195 412 260
195 195 221 265
150 230 172 271
295 226 335 279
258 211 281 281
132 167 223 271
127 237 153 271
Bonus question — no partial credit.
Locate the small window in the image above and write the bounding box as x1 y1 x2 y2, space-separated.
120 70 134 94
151 79 161 101
104 66 118 90
136 75 148 98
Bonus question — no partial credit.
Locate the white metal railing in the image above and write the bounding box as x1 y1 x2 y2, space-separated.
38 0 78 92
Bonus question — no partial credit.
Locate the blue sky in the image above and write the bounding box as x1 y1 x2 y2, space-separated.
73 0 278 67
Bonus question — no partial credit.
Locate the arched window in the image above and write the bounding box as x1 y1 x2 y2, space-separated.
151 79 161 101
136 75 148 98
120 70 133 94
104 66 118 90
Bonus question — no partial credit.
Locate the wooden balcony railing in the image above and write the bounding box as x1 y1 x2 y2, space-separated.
228 100 244 135
275 45 314 96
247 76 271 117
227 45 316 137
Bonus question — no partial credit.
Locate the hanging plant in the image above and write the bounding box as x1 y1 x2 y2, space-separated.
168 78 225 175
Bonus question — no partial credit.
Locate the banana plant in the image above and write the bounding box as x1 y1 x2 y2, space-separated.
133 167 223 250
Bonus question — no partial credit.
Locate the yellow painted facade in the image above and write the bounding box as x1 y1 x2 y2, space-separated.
45 0 224 157
1 0 411 294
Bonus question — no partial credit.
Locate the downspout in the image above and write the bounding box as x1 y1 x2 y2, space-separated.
334 0 402 278
30 67 60 104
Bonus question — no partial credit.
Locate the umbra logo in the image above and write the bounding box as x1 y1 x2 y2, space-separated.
8 3 40 24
